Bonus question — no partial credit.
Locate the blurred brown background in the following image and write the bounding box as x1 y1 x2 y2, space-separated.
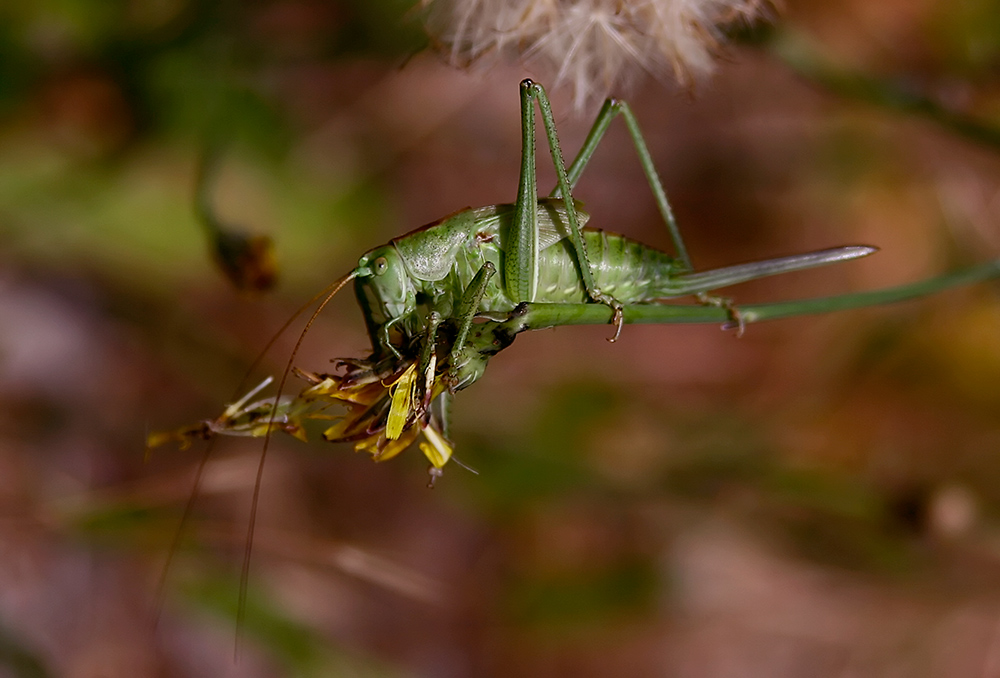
3 0 1000 676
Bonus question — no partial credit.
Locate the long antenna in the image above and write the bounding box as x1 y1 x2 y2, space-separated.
152 436 218 628
235 269 358 657
231 277 360 397
153 275 360 631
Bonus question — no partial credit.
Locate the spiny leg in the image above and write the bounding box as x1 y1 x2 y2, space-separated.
551 97 693 273
417 312 442 410
517 80 625 339
549 95 751 331
386 311 441 442
424 261 495 485
508 81 540 303
538 94 752 333
449 262 496 363
448 261 497 385
391 262 496 480
378 319 404 359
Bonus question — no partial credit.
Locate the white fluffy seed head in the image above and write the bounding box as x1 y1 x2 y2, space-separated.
421 0 772 110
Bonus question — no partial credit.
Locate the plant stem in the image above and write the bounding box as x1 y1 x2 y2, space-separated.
491 258 1000 333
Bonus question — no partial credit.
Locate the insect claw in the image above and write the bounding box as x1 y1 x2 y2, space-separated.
723 305 746 338
720 318 745 337
697 293 745 337
426 465 444 489
606 304 624 343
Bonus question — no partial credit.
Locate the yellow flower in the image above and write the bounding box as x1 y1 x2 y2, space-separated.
318 359 455 472
150 358 457 477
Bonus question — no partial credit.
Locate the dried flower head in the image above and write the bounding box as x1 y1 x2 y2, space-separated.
147 358 454 481
421 0 771 109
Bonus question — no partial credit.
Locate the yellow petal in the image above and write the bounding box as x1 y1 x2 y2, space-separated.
354 426 419 463
321 404 372 441
304 378 385 406
322 417 354 441
375 434 414 462
301 377 341 397
354 435 379 457
386 363 417 440
419 425 453 468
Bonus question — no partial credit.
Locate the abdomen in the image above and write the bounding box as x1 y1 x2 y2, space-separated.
532 230 683 304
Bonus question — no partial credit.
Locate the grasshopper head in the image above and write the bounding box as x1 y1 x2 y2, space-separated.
354 245 417 328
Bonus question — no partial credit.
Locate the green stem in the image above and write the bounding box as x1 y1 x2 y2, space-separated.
495 259 1000 333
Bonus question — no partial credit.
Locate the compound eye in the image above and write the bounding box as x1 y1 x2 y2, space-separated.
373 256 388 276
